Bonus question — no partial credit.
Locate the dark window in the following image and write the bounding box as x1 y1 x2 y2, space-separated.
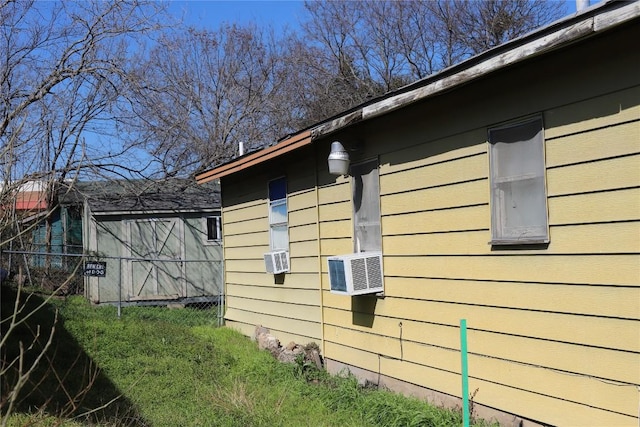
206 216 221 241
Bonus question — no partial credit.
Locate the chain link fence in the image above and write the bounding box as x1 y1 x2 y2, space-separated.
1 246 84 294
1 249 224 326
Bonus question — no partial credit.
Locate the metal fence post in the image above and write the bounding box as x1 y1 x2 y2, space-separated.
460 319 469 427
117 257 122 319
218 259 224 327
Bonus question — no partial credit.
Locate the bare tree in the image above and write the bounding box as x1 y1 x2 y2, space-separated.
280 35 383 129
379 0 476 77
458 0 565 55
297 1 389 122
0 1 164 423
121 24 296 175
1 1 165 182
118 1 565 170
292 0 565 122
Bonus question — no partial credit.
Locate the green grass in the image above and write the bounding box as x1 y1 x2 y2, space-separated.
2 291 497 426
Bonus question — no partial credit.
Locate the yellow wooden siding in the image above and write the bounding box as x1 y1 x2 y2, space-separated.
384 222 640 255
226 272 277 287
546 119 640 167
382 205 489 234
310 84 639 422
320 237 353 257
228 284 319 306
217 45 640 426
223 217 267 236
226 272 319 289
381 180 489 216
226 295 320 325
286 154 316 186
324 341 636 426
383 354 637 427
380 162 639 230
289 223 318 243
225 259 265 273
289 257 320 274
225 316 320 344
289 205 318 231
224 245 268 260
318 220 352 239
226 256 318 274
544 86 640 140
317 181 350 205
224 230 269 248
549 187 640 225
318 201 351 222
220 157 324 352
547 154 640 197
379 131 487 173
381 277 640 319
288 188 317 210
382 254 638 286
380 153 486 195
322 295 639 351
466 332 639 388
323 307 638 384
288 207 317 228
467 350 638 418
223 188 267 209
322 298 640 420
223 199 266 223
323 324 636 417
289 240 318 258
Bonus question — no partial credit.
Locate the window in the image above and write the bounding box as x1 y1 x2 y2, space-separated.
489 117 549 244
268 177 288 251
205 215 221 242
351 159 382 253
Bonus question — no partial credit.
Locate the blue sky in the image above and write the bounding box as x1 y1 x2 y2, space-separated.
167 0 306 31
167 0 579 32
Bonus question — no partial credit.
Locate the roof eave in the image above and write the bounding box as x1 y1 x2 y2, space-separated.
90 208 220 216
196 130 312 183
314 1 639 138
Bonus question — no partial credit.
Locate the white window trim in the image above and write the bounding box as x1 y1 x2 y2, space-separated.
488 116 550 245
268 176 289 251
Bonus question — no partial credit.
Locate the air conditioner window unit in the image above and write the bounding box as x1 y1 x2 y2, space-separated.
264 251 289 274
327 252 383 296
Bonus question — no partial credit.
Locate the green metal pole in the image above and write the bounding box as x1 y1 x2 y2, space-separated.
460 319 469 427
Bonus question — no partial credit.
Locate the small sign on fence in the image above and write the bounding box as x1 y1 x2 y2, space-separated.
84 261 107 277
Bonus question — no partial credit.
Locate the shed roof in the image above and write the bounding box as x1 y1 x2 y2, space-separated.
196 0 639 184
58 178 220 215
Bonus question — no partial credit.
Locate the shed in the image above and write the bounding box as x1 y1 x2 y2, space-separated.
197 2 640 426
13 181 82 272
59 179 223 305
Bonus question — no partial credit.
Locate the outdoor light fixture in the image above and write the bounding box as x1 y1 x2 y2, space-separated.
328 141 350 176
